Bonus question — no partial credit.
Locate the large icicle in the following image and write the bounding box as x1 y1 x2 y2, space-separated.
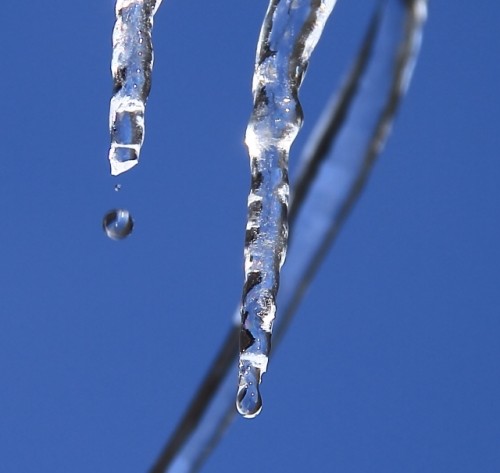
108 0 163 176
237 0 337 418
150 1 427 470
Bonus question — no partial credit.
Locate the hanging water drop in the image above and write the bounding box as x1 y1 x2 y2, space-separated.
236 363 262 419
103 208 134 240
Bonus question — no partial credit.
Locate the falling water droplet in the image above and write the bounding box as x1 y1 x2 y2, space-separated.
103 209 134 240
114 184 122 192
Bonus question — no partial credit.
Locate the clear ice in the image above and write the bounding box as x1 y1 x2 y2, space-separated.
103 209 134 240
237 0 337 418
108 0 163 176
148 1 428 470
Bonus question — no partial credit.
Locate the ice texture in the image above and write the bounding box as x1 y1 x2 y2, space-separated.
237 0 337 418
148 0 427 470
108 0 163 176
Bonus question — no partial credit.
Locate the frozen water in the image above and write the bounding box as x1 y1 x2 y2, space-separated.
148 0 428 470
108 0 163 176
237 0 337 418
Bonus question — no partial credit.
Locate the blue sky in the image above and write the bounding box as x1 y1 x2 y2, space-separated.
1 1 499 472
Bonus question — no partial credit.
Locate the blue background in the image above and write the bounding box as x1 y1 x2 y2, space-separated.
2 1 499 471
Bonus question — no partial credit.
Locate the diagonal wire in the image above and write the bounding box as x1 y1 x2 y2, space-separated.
276 0 427 341
149 0 427 471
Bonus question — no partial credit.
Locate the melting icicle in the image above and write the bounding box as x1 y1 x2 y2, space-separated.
103 209 134 240
150 1 427 470
108 0 163 176
237 0 337 418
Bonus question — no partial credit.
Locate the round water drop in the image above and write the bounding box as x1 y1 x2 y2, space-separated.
114 184 122 192
103 209 134 240
236 365 263 418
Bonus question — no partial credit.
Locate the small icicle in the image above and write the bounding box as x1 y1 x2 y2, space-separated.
237 0 337 418
108 0 163 176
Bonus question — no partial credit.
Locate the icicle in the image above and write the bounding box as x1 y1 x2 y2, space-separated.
237 0 337 419
149 2 427 469
108 0 163 176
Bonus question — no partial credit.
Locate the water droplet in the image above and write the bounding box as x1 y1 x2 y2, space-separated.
114 184 122 192
103 209 134 240
236 365 263 418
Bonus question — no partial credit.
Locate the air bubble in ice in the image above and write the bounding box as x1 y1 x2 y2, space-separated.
103 209 134 240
